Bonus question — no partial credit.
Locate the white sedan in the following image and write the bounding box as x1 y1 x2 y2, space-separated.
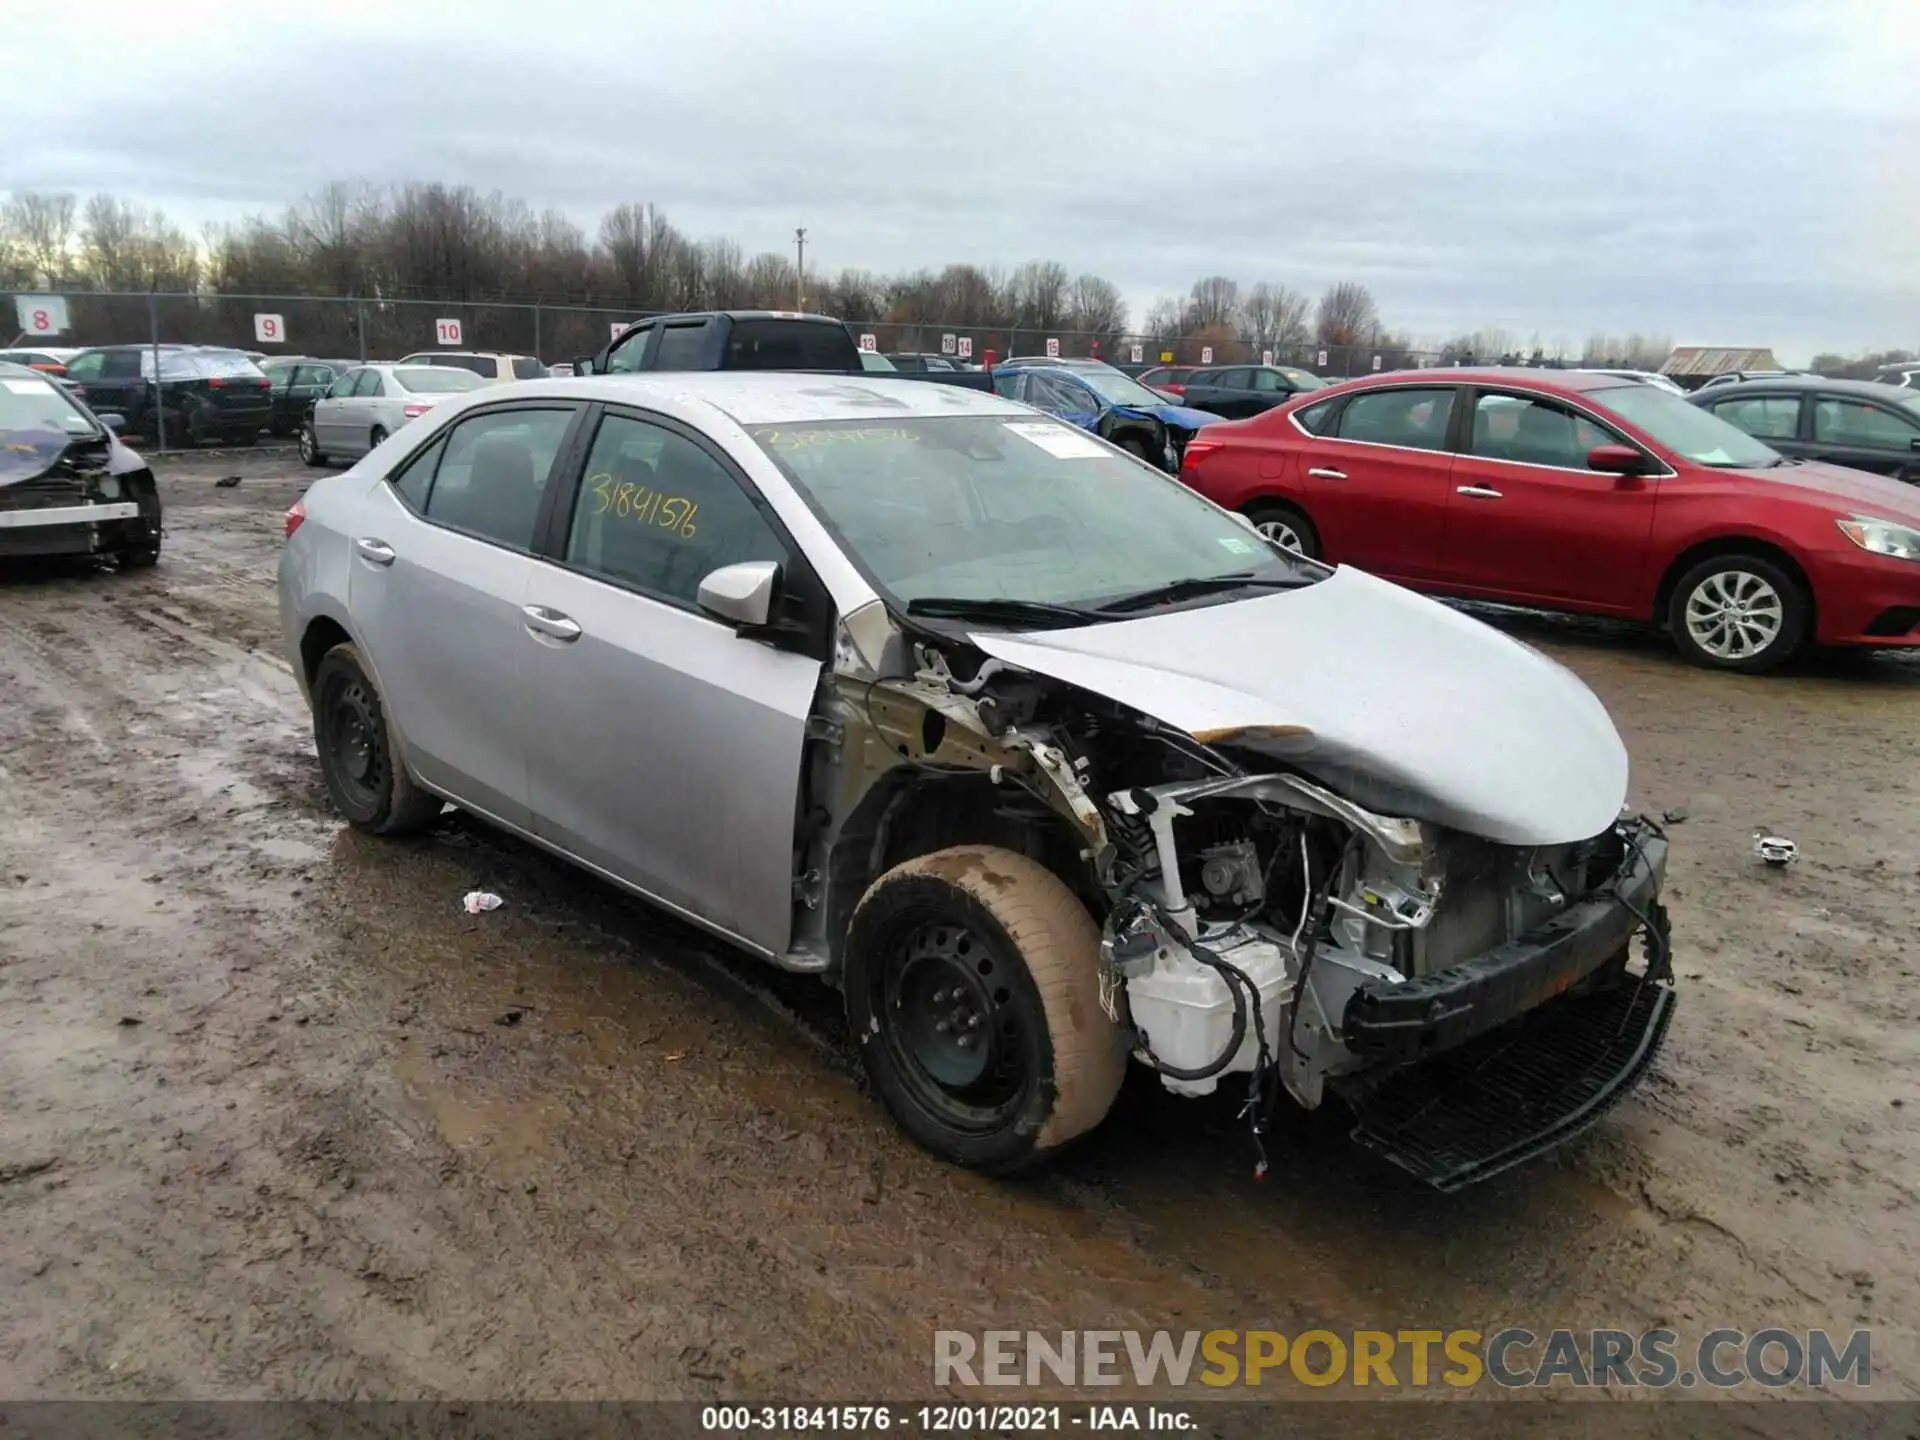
300 364 485 466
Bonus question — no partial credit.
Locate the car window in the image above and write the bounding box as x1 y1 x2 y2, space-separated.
511 356 546 380
351 370 382 398
263 362 293 391
101 351 144 380
393 367 484 394
1335 387 1456 451
1709 395 1800 441
992 372 1026 401
1023 374 1082 414
442 355 495 377
326 370 360 398
65 352 105 382
651 324 709 370
388 435 445 512
1812 397 1918 449
293 364 332 388
1469 394 1614 467
605 325 655 374
1211 368 1254 389
1252 369 1287 392
421 407 577 550
728 320 858 371
565 413 790 609
1293 398 1337 435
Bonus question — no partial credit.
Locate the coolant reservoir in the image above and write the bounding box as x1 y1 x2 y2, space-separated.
1124 929 1294 1097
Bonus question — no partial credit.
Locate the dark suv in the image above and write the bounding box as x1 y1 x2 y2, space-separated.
1175 363 1329 419
65 345 272 446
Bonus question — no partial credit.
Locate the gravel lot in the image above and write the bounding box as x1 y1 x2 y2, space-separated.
2 451 1916 1408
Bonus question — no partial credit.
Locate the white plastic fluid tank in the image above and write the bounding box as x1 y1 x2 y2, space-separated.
1124 930 1293 1097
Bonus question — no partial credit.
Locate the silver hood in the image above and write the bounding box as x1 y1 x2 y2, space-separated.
967 566 1629 846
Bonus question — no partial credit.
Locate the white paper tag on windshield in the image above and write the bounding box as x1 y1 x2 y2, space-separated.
2 378 56 395
1003 421 1108 459
1218 536 1257 554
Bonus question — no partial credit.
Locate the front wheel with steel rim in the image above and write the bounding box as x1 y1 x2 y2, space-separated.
843 845 1128 1174
299 422 326 467
1667 554 1809 673
310 642 444 834
1242 500 1321 559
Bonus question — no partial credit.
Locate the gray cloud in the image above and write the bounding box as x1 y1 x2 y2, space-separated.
4 0 1914 360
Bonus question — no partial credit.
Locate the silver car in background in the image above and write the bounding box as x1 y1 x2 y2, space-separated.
277 373 1673 1188
300 364 485 466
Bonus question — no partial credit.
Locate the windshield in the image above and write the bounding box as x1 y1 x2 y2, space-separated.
1591 383 1783 467
1078 368 1174 408
0 371 99 470
393 367 484 393
748 415 1316 619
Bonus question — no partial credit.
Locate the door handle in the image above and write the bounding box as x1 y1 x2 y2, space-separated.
522 605 582 642
1456 485 1504 499
1306 467 1346 480
353 537 396 566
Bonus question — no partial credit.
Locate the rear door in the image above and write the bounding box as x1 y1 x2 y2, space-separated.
1292 384 1460 579
1807 395 1920 477
313 369 359 450
1440 388 1661 611
75 350 148 430
518 406 824 953
1699 392 1807 461
1189 368 1257 418
345 402 585 828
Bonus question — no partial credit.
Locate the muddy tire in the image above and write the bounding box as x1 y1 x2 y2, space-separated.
844 845 1127 1174
369 425 388 451
1243 500 1320 559
310 642 443 835
119 544 161 569
1666 553 1808 673
299 422 326 467
1121 437 1153 464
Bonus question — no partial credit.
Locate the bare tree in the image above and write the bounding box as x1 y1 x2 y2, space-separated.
1239 281 1310 356
1009 260 1070 330
2 191 77 287
1188 275 1240 333
699 237 748 309
1066 274 1126 335
1143 297 1184 343
598 201 682 308
1314 281 1380 347
741 252 797 307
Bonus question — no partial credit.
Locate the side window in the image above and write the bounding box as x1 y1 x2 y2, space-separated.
1213 368 1254 389
1468 393 1606 468
511 356 545 380
1710 396 1800 441
264 363 292 393
293 365 330 389
1337 388 1456 452
651 324 708 369
1812 398 1917 449
1025 375 1081 414
448 355 493 377
1252 369 1286 392
565 413 789 609
605 325 656 374
351 369 382 398
101 351 144 380
327 370 360 398
422 406 578 550
1293 398 1337 435
992 371 1025 400
389 435 445 512
66 352 106 382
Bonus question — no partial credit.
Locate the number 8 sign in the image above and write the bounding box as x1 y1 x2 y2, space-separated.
435 318 464 346
14 295 70 336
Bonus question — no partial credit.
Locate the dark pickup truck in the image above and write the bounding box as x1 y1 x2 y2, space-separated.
575 311 994 391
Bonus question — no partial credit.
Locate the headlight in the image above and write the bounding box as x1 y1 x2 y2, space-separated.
1836 515 1920 561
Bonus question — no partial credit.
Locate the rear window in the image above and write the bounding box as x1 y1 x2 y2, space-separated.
1293 398 1338 435
161 351 265 380
652 324 710 369
512 356 547 380
726 319 859 371
436 355 495 377
393 367 485 394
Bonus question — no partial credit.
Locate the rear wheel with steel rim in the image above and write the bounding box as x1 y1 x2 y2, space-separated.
299 421 326 467
310 642 444 834
1667 553 1808 673
1243 500 1321 559
843 845 1127 1174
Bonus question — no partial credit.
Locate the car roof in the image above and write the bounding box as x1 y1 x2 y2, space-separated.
1312 366 1637 395
468 371 1031 426
1691 376 1918 401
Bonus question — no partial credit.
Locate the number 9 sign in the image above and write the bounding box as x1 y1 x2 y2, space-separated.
253 313 286 344
15 295 70 336
435 318 464 346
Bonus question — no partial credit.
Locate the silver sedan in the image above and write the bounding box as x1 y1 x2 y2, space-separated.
299 363 485 466
277 372 1669 1183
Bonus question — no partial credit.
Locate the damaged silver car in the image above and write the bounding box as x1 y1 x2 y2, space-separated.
278 373 1674 1189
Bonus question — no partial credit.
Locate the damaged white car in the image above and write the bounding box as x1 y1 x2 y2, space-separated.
278 373 1675 1189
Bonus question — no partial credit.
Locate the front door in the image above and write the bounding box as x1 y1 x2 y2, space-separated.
1293 384 1460 579
345 402 583 828
1440 389 1660 612
1808 394 1920 479
520 408 821 954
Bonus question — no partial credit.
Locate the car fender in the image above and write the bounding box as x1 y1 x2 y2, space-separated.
1639 515 1820 618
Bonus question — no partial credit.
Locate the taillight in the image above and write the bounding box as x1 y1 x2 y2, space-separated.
285 500 307 539
1160 384 1185 397
1180 437 1224 473
209 376 226 388
403 403 430 419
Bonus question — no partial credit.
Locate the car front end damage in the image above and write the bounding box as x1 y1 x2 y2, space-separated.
797 587 1675 1189
0 431 162 560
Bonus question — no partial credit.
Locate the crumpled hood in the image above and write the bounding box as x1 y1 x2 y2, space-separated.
967 566 1630 845
1114 402 1222 432
0 426 77 486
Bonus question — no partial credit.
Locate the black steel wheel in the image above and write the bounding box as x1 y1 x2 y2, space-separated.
299 422 326 467
844 845 1126 1174
310 642 443 835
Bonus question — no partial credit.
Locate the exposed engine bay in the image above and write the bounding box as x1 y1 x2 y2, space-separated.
796 608 1674 1186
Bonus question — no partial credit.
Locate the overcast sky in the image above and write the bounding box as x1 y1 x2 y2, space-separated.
6 0 1916 362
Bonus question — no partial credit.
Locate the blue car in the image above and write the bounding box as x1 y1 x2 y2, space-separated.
991 360 1223 472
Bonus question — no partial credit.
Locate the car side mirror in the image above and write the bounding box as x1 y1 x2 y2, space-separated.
697 560 780 628
97 412 126 432
1587 444 1648 476
574 355 596 376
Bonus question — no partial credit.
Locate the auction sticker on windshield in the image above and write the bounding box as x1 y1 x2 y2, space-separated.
3 378 57 396
1004 421 1108 459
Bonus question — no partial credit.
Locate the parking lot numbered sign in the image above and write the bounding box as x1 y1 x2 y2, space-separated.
1045 337 1060 358
941 333 956 355
957 337 973 359
15 295 69 336
1262 349 1273 366
253 314 286 344
1160 351 1173 363
1201 346 1214 364
1372 354 1383 371
435 318 464 346
1317 349 1328 367
611 321 631 341
1129 344 1144 364
858 333 877 353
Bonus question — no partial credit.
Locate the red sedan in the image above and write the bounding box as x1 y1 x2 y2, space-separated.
1178 368 1920 672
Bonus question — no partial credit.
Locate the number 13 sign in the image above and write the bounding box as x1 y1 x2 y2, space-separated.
435 318 464 346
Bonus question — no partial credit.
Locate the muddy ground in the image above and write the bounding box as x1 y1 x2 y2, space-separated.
1 451 1916 1407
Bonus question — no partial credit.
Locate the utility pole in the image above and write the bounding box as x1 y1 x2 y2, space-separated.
794 227 806 310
